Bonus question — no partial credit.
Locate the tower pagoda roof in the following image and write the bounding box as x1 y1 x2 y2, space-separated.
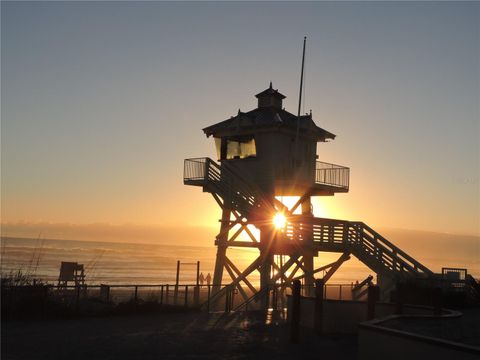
203 86 335 142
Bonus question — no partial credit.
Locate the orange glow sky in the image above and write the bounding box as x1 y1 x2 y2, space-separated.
1 2 479 242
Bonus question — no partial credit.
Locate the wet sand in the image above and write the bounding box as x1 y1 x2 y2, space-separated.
2 311 357 360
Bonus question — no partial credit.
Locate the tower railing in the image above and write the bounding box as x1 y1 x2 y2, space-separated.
184 157 277 217
284 216 433 279
184 157 208 182
315 161 349 190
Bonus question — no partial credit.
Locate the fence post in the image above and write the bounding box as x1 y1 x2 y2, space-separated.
207 285 211 313
314 279 324 335
194 261 200 307
290 280 301 343
166 284 169 305
184 285 189 308
367 285 379 320
174 261 180 305
160 285 164 305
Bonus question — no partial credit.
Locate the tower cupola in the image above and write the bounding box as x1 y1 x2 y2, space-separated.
255 82 286 109
202 85 341 196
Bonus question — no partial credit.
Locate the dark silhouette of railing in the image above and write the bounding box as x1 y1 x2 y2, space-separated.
284 216 433 280
315 161 350 190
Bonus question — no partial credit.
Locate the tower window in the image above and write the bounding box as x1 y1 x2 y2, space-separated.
224 136 256 160
214 138 222 161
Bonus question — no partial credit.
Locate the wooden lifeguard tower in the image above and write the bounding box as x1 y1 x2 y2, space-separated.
57 261 86 288
184 59 480 307
184 82 440 306
204 82 350 295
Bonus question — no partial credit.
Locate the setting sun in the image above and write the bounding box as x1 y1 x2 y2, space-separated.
273 213 287 229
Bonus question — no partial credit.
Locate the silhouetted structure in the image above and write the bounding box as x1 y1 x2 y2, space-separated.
57 261 85 288
184 85 480 307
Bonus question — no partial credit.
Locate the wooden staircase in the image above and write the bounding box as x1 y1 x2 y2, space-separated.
185 158 434 283
284 216 433 280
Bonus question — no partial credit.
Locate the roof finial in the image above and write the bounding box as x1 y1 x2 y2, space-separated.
269 81 273 89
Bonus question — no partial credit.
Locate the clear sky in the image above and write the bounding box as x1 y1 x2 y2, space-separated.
2 1 479 240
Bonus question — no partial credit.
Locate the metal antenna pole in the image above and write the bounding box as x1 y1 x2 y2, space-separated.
295 36 307 162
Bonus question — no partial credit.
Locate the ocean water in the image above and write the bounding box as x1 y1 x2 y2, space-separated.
1 234 478 286
0 237 268 285
0 237 371 286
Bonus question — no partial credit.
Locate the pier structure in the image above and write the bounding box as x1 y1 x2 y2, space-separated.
184 84 478 307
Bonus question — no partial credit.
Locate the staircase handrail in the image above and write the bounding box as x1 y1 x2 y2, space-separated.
284 216 432 279
351 221 433 276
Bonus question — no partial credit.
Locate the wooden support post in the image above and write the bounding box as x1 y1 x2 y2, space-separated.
260 226 274 310
160 285 164 305
265 284 270 310
212 207 231 296
303 254 314 297
290 280 301 343
166 284 169 305
314 279 324 335
272 286 277 310
134 286 138 303
225 285 230 313
174 260 180 305
185 285 189 308
367 285 379 320
301 197 314 297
